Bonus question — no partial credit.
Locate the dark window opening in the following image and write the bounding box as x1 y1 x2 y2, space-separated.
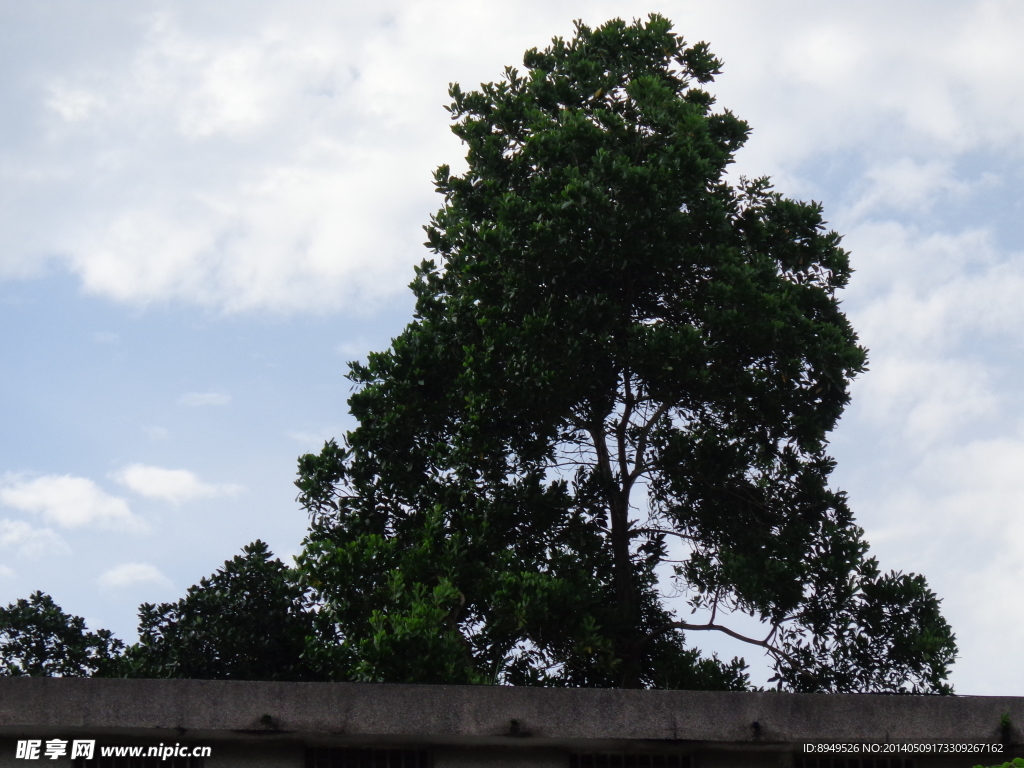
570 754 689 768
74 757 203 768
794 759 915 768
306 748 431 768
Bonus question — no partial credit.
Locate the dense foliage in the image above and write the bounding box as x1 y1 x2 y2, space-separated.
0 591 123 677
121 540 323 680
0 542 318 680
294 15 956 691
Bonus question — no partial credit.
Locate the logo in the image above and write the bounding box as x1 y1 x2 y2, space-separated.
16 740 95 760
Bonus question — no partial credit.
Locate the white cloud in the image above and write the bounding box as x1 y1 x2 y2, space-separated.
97 562 172 589
178 391 231 406
779 25 866 89
0 564 13 579
145 425 170 441
0 519 69 558
1 2 1017 312
112 463 242 503
839 222 1024 357
855 356 1000 450
91 330 120 344
287 429 336 447
46 81 106 123
824 209 1024 694
844 159 979 220
0 474 144 531
11 6 455 312
710 3 1024 169
845 434 1024 694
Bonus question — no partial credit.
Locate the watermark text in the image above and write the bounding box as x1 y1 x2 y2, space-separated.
16 740 211 761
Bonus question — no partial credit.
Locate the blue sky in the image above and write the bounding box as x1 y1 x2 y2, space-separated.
2 0 1024 693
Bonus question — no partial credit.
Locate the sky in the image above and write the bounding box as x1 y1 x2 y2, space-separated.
1 0 1023 694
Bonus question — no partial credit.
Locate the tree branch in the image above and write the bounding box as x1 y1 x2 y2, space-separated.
627 402 670 485
668 620 798 666
616 375 635 489
635 527 694 541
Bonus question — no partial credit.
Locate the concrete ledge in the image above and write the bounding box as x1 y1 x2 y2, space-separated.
0 679 1021 748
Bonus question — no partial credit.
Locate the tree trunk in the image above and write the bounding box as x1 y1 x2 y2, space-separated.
592 417 644 688
609 490 642 688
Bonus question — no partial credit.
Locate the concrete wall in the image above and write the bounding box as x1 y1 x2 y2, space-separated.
0 679 1020 768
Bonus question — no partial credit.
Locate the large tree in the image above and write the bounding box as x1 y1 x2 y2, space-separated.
296 15 955 691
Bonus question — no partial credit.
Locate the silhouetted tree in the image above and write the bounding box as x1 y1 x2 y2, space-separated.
295 15 956 692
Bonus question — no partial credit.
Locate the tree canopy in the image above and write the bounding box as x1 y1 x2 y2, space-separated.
120 540 324 680
0 591 123 677
0 542 321 681
295 15 956 692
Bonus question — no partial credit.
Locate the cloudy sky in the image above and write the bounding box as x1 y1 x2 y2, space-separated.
2 0 1023 693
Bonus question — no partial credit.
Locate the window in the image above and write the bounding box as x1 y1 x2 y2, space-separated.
569 754 689 768
74 757 203 768
794 759 914 768
306 748 431 768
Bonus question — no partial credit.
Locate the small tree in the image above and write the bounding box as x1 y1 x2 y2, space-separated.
124 540 324 680
296 16 955 691
0 591 123 677
0 542 323 681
